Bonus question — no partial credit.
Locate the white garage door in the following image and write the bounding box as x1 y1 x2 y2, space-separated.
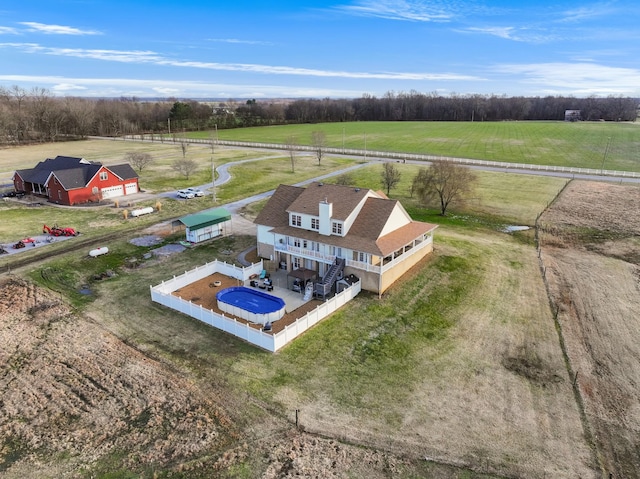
101 185 124 199
125 182 138 195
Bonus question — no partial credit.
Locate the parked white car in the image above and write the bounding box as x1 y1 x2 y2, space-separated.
186 187 205 197
177 189 195 199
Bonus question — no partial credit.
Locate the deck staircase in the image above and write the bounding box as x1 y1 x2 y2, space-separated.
314 258 346 299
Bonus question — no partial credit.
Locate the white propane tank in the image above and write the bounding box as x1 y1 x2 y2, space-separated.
89 247 109 257
130 206 154 217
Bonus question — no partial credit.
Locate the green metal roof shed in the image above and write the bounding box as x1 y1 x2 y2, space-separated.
177 208 231 243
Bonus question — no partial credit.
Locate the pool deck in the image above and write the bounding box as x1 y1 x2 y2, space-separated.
172 270 322 335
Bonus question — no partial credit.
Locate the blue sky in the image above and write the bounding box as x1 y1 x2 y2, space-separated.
1 0 639 99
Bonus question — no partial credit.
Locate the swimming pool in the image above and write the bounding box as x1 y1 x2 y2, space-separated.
216 286 286 324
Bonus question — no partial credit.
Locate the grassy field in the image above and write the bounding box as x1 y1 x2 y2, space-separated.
74 216 591 477
191 120 640 172
0 136 598 477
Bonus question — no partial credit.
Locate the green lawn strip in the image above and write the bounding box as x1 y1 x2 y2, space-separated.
138 148 280 193
200 121 640 172
216 155 355 203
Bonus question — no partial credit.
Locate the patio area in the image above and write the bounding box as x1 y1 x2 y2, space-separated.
172 269 322 335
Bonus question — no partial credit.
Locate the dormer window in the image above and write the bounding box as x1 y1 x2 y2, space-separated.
291 214 301 227
311 218 319 230
332 221 343 235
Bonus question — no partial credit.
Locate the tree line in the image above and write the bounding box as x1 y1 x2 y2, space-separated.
0 85 637 146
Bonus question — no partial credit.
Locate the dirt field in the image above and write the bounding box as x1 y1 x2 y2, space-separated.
539 180 640 477
0 276 442 478
0 276 239 477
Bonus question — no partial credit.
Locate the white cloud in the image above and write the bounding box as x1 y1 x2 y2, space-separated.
493 62 640 95
18 22 101 35
463 26 516 40
51 83 87 92
0 43 483 81
0 74 366 98
0 26 19 34
458 26 558 44
556 4 614 23
334 0 456 22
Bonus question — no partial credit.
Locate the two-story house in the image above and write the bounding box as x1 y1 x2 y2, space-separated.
13 155 139 206
254 182 438 295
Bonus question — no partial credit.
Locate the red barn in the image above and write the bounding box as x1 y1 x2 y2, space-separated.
13 156 139 205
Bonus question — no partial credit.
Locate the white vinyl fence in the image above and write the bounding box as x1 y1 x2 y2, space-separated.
150 259 361 352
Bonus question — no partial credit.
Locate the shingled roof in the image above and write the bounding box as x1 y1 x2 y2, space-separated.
287 181 370 220
256 183 438 257
254 185 304 227
51 165 102 190
14 156 138 189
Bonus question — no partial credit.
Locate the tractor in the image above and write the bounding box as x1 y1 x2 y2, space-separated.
43 224 78 237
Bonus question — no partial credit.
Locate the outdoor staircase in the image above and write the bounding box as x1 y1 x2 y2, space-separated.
314 258 346 299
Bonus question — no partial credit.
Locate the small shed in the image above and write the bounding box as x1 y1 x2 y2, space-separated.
178 208 231 243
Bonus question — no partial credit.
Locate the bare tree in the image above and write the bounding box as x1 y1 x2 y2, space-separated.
172 158 198 180
285 135 298 172
64 97 95 138
179 139 189 158
311 130 327 166
380 162 401 195
412 160 477 216
125 151 155 171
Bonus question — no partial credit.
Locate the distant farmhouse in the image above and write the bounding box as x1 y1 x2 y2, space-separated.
254 182 438 295
565 110 582 122
13 155 139 206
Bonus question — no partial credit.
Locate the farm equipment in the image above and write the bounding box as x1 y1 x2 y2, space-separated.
13 238 35 249
43 224 78 237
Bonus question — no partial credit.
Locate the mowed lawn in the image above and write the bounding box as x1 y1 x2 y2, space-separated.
197 120 640 173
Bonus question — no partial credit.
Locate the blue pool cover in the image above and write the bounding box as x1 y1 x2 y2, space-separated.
216 286 285 314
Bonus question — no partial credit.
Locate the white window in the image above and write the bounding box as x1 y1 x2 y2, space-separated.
330 246 342 257
332 222 342 235
311 218 319 230
293 257 301 269
353 251 367 263
294 238 301 248
291 214 301 227
100 171 108 181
